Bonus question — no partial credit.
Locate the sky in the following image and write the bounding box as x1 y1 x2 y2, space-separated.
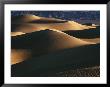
11 11 100 21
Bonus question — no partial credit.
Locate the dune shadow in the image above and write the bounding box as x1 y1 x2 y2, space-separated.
63 26 100 39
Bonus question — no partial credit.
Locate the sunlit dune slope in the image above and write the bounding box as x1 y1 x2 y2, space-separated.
11 15 96 35
11 29 94 65
11 49 31 65
81 38 100 43
11 22 95 35
11 32 25 36
11 44 100 77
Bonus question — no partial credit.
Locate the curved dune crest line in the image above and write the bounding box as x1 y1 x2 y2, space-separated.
11 49 31 65
67 21 96 30
12 29 94 50
11 29 94 65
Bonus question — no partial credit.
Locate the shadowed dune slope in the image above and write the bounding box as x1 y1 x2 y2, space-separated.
63 26 100 39
11 29 94 65
11 44 100 77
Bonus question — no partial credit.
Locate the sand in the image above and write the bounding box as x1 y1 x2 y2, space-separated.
11 15 100 77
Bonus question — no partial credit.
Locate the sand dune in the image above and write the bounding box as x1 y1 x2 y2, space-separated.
11 22 95 36
11 29 94 65
12 29 93 49
11 44 100 77
11 15 100 77
11 15 96 35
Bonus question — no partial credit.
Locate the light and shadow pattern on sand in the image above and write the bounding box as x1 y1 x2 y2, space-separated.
11 15 100 77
